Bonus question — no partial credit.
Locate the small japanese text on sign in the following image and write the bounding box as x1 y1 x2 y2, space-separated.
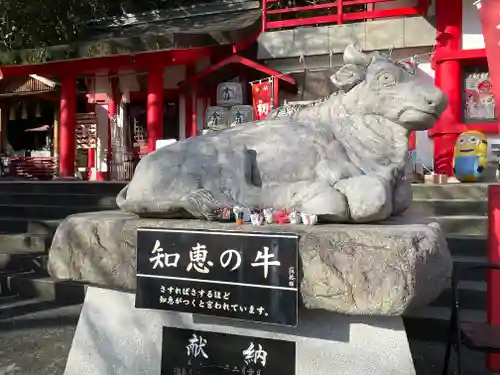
136 228 299 326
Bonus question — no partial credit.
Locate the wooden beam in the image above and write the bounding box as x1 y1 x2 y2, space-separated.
0 46 225 78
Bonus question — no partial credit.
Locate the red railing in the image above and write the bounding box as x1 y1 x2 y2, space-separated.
262 0 429 31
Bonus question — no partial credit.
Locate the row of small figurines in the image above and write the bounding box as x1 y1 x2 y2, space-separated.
213 206 318 226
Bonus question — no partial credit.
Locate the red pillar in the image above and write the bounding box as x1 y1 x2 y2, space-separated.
433 60 463 176
432 0 462 176
273 76 279 109
147 69 164 152
59 75 77 178
488 186 500 371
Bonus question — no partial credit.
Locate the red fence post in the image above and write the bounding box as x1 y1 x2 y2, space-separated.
337 0 343 24
59 74 77 178
262 0 268 31
487 185 500 371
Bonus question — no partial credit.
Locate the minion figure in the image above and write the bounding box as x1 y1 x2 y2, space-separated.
453 131 488 182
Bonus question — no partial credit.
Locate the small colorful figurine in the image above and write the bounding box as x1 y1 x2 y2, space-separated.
453 131 487 182
288 210 302 224
233 206 251 222
235 212 244 225
274 210 290 224
212 207 233 221
233 206 242 218
242 208 252 222
301 213 318 225
263 208 274 224
250 212 264 226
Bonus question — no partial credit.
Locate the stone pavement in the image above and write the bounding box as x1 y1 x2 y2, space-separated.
0 298 493 375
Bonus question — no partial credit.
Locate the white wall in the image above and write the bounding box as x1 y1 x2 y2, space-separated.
462 0 485 50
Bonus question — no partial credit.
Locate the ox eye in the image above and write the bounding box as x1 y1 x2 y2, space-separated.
377 72 396 86
470 137 477 143
459 139 465 144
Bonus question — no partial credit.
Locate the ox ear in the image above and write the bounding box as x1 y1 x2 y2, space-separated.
330 64 366 91
343 44 371 67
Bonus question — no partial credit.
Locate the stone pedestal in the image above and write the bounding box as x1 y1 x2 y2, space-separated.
63 287 416 375
47 210 452 316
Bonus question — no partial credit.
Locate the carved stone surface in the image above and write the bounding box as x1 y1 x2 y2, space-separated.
47 211 452 316
116 45 448 223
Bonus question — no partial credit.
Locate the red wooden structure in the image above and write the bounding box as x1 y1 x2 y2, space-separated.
261 0 429 31
487 185 500 371
0 0 436 180
0 46 232 179
181 54 296 135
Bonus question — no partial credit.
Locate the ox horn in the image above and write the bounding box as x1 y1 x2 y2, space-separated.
343 44 371 67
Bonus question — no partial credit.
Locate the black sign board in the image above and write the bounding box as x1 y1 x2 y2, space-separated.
136 228 299 326
161 327 296 375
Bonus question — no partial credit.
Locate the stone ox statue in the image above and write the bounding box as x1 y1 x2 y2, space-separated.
117 45 447 223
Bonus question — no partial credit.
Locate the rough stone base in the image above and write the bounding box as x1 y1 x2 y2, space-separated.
64 287 416 375
48 211 452 316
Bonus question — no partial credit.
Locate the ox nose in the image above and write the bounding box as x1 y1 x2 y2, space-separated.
423 88 448 116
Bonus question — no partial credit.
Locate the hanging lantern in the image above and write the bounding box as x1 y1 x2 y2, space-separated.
9 106 15 121
35 102 41 118
21 103 27 119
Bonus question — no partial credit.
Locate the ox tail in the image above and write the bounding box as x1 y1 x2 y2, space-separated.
116 186 235 220
182 189 232 221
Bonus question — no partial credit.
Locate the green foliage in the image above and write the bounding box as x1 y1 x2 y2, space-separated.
0 0 113 52
0 0 221 53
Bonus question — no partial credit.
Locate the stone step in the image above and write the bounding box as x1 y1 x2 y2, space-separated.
434 215 487 236
409 199 487 216
6 274 86 304
411 183 490 200
0 217 62 235
0 204 115 220
0 270 33 296
0 252 48 272
0 294 74 321
453 255 489 282
0 181 126 195
431 281 486 311
0 193 118 208
446 235 487 258
0 233 50 253
403 307 486 343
